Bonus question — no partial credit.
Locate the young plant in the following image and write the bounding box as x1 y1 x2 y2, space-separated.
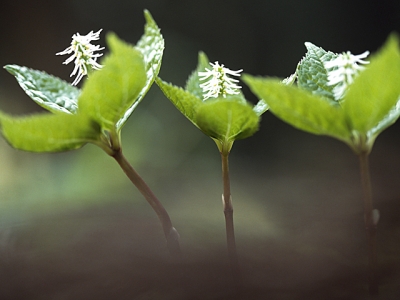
0 11 182 259
156 53 268 276
243 34 400 295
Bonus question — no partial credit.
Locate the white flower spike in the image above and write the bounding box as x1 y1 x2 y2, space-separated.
198 61 243 101
57 29 104 85
324 50 370 101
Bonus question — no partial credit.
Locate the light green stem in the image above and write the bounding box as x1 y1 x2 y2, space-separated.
358 151 378 295
221 152 241 280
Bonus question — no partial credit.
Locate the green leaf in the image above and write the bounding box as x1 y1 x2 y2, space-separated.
78 33 147 132
156 77 203 127
0 112 101 152
185 52 211 99
158 51 260 153
342 34 400 143
116 10 165 129
297 42 338 102
367 101 400 147
243 76 351 144
4 65 80 114
195 98 260 144
253 99 269 116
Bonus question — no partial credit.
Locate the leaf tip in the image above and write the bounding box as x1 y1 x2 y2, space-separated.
105 31 118 45
105 32 135 55
3 64 18 75
241 73 252 81
384 32 400 51
304 41 320 52
197 51 209 66
143 9 156 25
198 51 207 59
304 41 313 47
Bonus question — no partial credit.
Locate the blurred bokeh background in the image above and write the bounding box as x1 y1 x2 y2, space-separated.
1 0 400 299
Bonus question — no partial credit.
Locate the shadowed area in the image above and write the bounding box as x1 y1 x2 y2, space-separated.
1 137 400 299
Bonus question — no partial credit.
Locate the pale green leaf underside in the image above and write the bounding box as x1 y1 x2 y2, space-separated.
253 99 269 116
0 112 100 152
78 33 147 132
4 65 80 114
195 98 260 142
297 42 338 102
116 10 165 130
342 34 400 140
368 99 400 141
243 76 351 143
156 77 203 127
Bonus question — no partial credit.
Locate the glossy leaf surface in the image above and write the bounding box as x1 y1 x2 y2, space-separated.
116 10 165 129
297 42 338 102
4 65 80 114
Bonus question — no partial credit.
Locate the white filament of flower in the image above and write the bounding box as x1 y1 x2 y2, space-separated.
198 61 242 100
324 51 370 101
57 29 104 85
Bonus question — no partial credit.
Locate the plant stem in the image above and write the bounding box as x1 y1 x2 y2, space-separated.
221 152 241 279
112 148 182 260
358 151 378 295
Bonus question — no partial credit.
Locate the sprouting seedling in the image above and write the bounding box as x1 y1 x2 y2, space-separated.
56 29 104 85
156 52 268 282
243 34 400 295
0 11 181 259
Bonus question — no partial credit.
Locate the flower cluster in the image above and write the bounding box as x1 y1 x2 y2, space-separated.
324 51 370 100
57 29 104 85
198 61 242 100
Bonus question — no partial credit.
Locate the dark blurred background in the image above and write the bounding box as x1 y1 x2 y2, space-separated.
1 0 400 299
